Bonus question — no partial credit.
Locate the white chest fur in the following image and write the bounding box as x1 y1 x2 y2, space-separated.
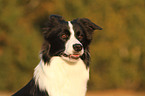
34 56 89 96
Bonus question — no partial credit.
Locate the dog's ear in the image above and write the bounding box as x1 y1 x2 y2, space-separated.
43 15 64 39
44 15 64 29
49 15 64 25
77 18 102 41
78 18 102 31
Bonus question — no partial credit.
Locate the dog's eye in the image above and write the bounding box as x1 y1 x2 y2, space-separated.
77 35 83 40
76 31 84 40
61 34 69 39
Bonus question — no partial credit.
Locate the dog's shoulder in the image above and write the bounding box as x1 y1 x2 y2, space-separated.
12 79 48 96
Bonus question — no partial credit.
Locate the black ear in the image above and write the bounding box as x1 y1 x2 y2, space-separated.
78 18 102 31
49 15 64 24
43 15 64 39
77 18 102 41
45 15 64 28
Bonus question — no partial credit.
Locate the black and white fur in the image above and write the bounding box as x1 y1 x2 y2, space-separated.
13 15 102 96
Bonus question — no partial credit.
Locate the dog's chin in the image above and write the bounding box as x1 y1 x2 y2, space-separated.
61 53 82 63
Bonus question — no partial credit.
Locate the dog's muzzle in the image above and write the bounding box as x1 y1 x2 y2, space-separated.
61 43 84 61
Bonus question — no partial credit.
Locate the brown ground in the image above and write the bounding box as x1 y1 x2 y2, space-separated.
86 90 145 96
1 90 145 96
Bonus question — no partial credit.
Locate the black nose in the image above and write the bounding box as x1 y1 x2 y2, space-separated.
73 44 82 52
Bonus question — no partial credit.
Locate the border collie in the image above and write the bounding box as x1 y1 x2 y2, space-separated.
13 15 102 96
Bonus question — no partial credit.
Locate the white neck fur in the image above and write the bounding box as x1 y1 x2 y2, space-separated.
34 56 89 96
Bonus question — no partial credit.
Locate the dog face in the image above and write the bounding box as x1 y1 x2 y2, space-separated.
41 15 102 63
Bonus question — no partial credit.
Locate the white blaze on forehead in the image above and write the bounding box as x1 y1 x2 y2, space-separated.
68 21 75 37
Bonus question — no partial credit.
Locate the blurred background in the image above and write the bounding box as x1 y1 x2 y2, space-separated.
0 0 145 95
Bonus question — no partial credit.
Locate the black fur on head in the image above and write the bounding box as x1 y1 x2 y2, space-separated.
41 15 102 66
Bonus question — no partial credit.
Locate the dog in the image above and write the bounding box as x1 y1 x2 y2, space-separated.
12 15 102 96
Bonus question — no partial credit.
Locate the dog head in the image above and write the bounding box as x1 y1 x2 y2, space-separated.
41 15 102 64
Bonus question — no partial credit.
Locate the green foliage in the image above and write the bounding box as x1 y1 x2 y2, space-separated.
0 0 145 91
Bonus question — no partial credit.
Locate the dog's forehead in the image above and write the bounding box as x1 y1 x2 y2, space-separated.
69 20 83 32
56 20 82 34
59 21 69 28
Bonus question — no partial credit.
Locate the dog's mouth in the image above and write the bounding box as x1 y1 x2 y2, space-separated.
62 53 81 60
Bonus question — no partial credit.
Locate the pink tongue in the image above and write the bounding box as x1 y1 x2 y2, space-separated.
71 54 80 57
